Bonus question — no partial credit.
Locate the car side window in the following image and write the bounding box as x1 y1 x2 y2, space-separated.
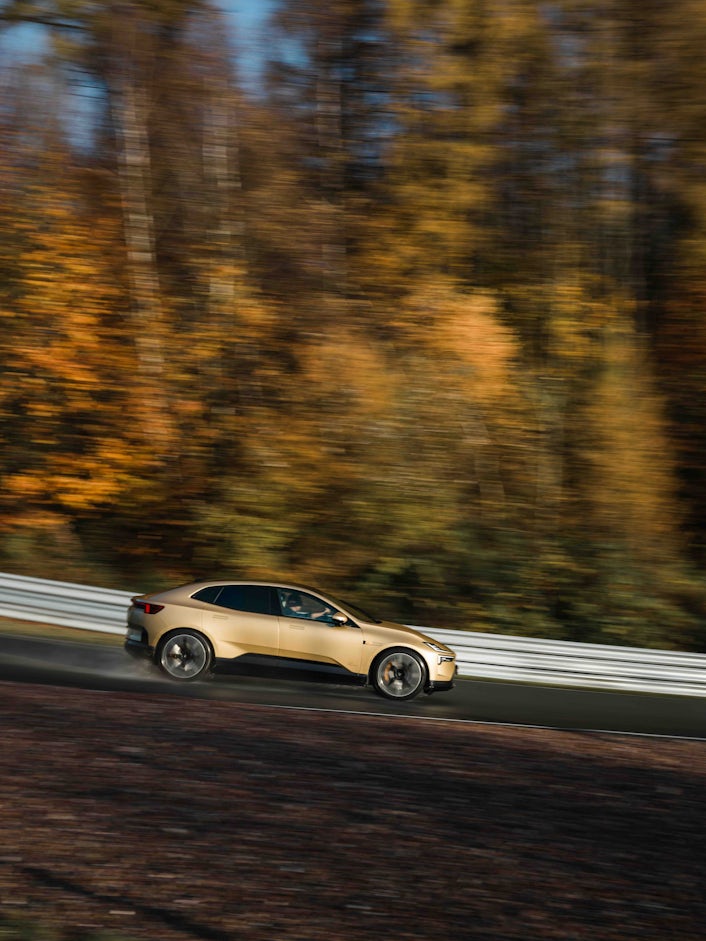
192 586 221 604
196 585 275 615
278 589 337 623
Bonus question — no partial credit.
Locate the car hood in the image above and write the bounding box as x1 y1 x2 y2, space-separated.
358 618 454 653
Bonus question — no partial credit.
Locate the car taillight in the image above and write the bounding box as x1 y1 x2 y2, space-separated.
132 599 164 614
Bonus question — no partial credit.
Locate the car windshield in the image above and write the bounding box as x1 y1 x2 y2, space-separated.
326 594 381 624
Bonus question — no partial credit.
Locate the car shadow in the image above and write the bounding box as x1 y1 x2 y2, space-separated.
213 654 365 690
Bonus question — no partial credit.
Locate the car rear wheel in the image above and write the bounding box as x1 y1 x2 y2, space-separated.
372 648 427 701
158 630 213 682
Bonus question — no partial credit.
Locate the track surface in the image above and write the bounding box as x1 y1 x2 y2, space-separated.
2 633 705 738
1 633 705 941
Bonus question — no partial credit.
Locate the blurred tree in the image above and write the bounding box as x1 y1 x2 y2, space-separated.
0 0 278 579
643 0 706 566
262 0 393 323
0 70 138 578
0 0 705 645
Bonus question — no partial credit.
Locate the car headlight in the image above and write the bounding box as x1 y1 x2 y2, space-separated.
424 641 448 654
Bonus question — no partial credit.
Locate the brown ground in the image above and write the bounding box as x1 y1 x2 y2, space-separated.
0 679 704 941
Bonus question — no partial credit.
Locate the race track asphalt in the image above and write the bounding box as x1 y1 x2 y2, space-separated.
1 632 705 738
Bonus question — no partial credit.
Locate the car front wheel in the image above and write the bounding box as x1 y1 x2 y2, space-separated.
372 648 427 701
158 630 213 682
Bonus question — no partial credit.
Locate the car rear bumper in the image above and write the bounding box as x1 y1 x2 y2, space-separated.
124 637 154 660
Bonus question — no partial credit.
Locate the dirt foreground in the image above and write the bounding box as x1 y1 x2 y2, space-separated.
0 679 704 940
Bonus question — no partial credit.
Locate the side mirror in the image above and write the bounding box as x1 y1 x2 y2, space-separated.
331 612 349 626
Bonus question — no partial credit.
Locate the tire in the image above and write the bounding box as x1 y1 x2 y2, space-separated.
158 630 213 682
372 648 427 701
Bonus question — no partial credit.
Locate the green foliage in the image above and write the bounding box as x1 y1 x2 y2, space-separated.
0 912 130 941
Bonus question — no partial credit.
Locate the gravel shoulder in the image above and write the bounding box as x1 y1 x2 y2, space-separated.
0 679 704 940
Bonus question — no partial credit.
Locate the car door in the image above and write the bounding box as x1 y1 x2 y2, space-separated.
276 588 364 675
202 585 280 659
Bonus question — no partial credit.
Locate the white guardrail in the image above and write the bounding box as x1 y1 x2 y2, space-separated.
1 571 706 697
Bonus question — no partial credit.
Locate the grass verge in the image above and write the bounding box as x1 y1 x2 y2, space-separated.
0 617 123 646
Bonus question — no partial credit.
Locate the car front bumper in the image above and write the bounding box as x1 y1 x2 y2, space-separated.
426 678 455 694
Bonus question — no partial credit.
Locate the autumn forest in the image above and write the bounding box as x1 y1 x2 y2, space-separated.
2 0 706 649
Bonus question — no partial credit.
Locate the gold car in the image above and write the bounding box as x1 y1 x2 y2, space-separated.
125 580 456 701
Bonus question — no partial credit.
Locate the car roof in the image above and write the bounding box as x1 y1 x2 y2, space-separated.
184 579 326 594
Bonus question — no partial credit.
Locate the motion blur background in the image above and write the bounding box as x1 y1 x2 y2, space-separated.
2 0 706 650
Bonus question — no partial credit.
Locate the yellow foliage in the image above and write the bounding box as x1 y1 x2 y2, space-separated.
580 317 681 557
402 286 520 398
